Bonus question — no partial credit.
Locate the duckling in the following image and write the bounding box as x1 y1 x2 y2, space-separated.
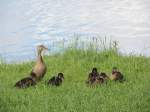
86 67 99 85
110 67 124 82
14 45 48 89
99 72 109 81
47 73 64 86
30 45 48 82
94 75 104 85
14 77 36 89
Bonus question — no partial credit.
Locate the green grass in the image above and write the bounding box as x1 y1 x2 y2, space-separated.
0 48 150 112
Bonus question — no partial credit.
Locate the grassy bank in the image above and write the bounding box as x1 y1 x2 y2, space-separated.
0 48 150 112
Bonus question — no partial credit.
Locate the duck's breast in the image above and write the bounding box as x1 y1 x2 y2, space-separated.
110 74 117 80
33 62 47 78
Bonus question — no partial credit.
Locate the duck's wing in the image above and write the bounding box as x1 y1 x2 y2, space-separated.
47 76 56 85
117 72 124 82
55 77 63 86
30 70 37 77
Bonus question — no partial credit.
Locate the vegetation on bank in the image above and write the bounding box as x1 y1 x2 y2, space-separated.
0 42 150 112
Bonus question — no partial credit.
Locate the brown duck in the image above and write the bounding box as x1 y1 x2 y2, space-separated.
110 67 124 82
14 45 48 88
30 45 48 81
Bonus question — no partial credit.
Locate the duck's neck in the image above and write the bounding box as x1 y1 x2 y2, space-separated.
37 51 43 63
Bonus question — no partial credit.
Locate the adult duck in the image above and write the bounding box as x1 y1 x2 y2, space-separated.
30 45 48 81
14 45 48 88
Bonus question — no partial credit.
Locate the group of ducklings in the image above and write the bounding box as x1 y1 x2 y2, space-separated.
86 67 124 86
15 72 65 88
14 45 124 89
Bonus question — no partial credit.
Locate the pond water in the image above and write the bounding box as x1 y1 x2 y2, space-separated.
0 0 150 63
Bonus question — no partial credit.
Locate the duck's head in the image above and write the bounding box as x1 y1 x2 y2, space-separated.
92 67 97 74
112 67 118 74
37 45 48 54
58 73 64 81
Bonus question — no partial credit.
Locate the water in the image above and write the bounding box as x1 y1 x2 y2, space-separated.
0 0 150 63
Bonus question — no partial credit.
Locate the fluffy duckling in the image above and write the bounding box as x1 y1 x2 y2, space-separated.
94 75 104 85
110 67 124 82
86 67 99 85
47 73 64 86
14 77 36 89
99 72 109 81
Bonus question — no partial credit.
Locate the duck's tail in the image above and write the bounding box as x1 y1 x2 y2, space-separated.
14 77 36 89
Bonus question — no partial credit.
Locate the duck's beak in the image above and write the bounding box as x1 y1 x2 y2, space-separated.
43 47 50 51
